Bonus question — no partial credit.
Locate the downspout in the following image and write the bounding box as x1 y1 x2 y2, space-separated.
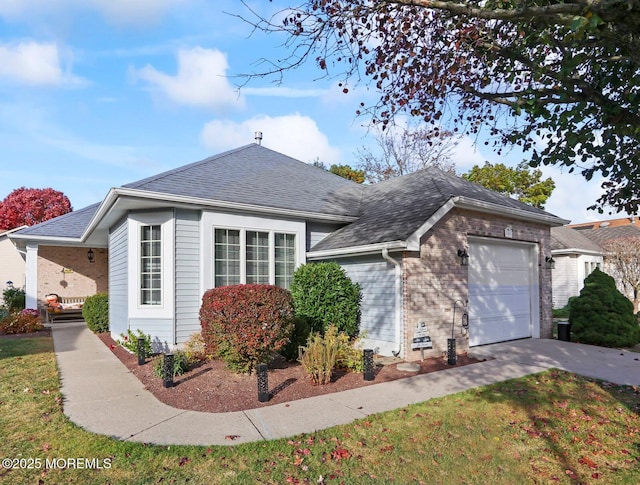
382 248 403 358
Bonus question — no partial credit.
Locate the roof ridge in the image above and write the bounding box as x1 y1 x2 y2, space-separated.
124 144 256 189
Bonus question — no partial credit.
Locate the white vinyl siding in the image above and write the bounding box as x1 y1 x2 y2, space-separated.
336 256 398 355
175 210 201 344
108 217 128 337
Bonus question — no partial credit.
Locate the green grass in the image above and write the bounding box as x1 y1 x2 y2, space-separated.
1 336 639 484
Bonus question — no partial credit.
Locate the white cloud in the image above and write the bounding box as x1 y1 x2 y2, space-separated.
0 41 82 86
200 114 342 164
133 47 243 111
450 136 489 172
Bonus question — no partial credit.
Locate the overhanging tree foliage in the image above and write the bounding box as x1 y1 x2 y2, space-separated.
241 0 640 213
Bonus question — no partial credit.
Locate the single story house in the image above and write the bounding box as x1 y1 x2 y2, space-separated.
569 218 640 311
550 226 603 308
10 142 567 359
0 226 27 304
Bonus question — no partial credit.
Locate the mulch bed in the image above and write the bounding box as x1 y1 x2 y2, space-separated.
98 333 486 413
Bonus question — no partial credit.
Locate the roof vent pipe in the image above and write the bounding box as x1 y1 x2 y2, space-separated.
254 131 263 145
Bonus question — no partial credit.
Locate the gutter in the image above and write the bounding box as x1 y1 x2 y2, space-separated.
307 241 407 260
81 187 359 243
382 248 403 358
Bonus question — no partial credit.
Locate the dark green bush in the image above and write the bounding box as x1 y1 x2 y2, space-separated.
289 262 361 337
2 287 25 312
280 316 312 361
569 269 640 347
200 284 294 374
82 293 109 333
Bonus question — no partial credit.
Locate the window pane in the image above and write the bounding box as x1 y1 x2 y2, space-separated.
275 233 295 289
246 231 269 285
140 224 162 305
214 229 241 287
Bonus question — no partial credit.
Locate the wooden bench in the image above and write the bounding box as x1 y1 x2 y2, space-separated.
44 295 87 324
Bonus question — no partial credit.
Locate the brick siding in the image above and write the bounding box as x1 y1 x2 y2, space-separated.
402 208 553 361
37 246 108 306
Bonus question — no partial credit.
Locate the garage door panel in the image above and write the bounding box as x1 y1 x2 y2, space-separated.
469 285 531 316
469 240 536 346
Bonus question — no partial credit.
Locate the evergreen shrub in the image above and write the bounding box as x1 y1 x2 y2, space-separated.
289 262 361 337
569 269 640 347
82 293 109 333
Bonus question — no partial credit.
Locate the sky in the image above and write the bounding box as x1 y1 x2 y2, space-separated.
0 0 620 225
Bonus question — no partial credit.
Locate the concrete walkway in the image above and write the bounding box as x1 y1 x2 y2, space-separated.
51 322 640 446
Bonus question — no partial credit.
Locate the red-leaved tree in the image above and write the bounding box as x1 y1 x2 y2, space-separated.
0 187 72 230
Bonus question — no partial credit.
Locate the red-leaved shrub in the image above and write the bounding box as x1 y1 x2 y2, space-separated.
199 284 294 374
0 309 43 335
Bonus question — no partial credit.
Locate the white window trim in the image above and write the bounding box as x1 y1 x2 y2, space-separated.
128 211 175 320
201 211 305 291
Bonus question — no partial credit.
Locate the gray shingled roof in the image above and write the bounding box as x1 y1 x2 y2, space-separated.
576 224 640 246
14 203 100 239
551 226 602 252
124 144 363 217
311 167 557 251
12 144 564 247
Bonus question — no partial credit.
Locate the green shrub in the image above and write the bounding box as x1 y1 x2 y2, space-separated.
182 331 211 365
0 309 43 335
199 284 294 374
280 316 312 361
2 287 25 312
82 293 109 333
569 269 640 347
335 331 366 373
301 327 340 385
152 350 190 378
289 262 361 337
117 329 152 357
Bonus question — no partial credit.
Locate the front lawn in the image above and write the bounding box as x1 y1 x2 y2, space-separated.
1 336 639 484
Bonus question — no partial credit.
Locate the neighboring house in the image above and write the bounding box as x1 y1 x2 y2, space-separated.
550 226 603 309
0 226 27 304
10 142 567 359
570 217 640 309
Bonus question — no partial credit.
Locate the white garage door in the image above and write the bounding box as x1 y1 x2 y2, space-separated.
468 239 537 346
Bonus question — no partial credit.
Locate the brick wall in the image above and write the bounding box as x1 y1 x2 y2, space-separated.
402 208 553 361
37 246 108 306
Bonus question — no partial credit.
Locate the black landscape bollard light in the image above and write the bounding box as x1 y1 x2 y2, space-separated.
447 338 457 366
163 353 174 388
363 349 375 381
257 363 269 402
137 337 146 366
